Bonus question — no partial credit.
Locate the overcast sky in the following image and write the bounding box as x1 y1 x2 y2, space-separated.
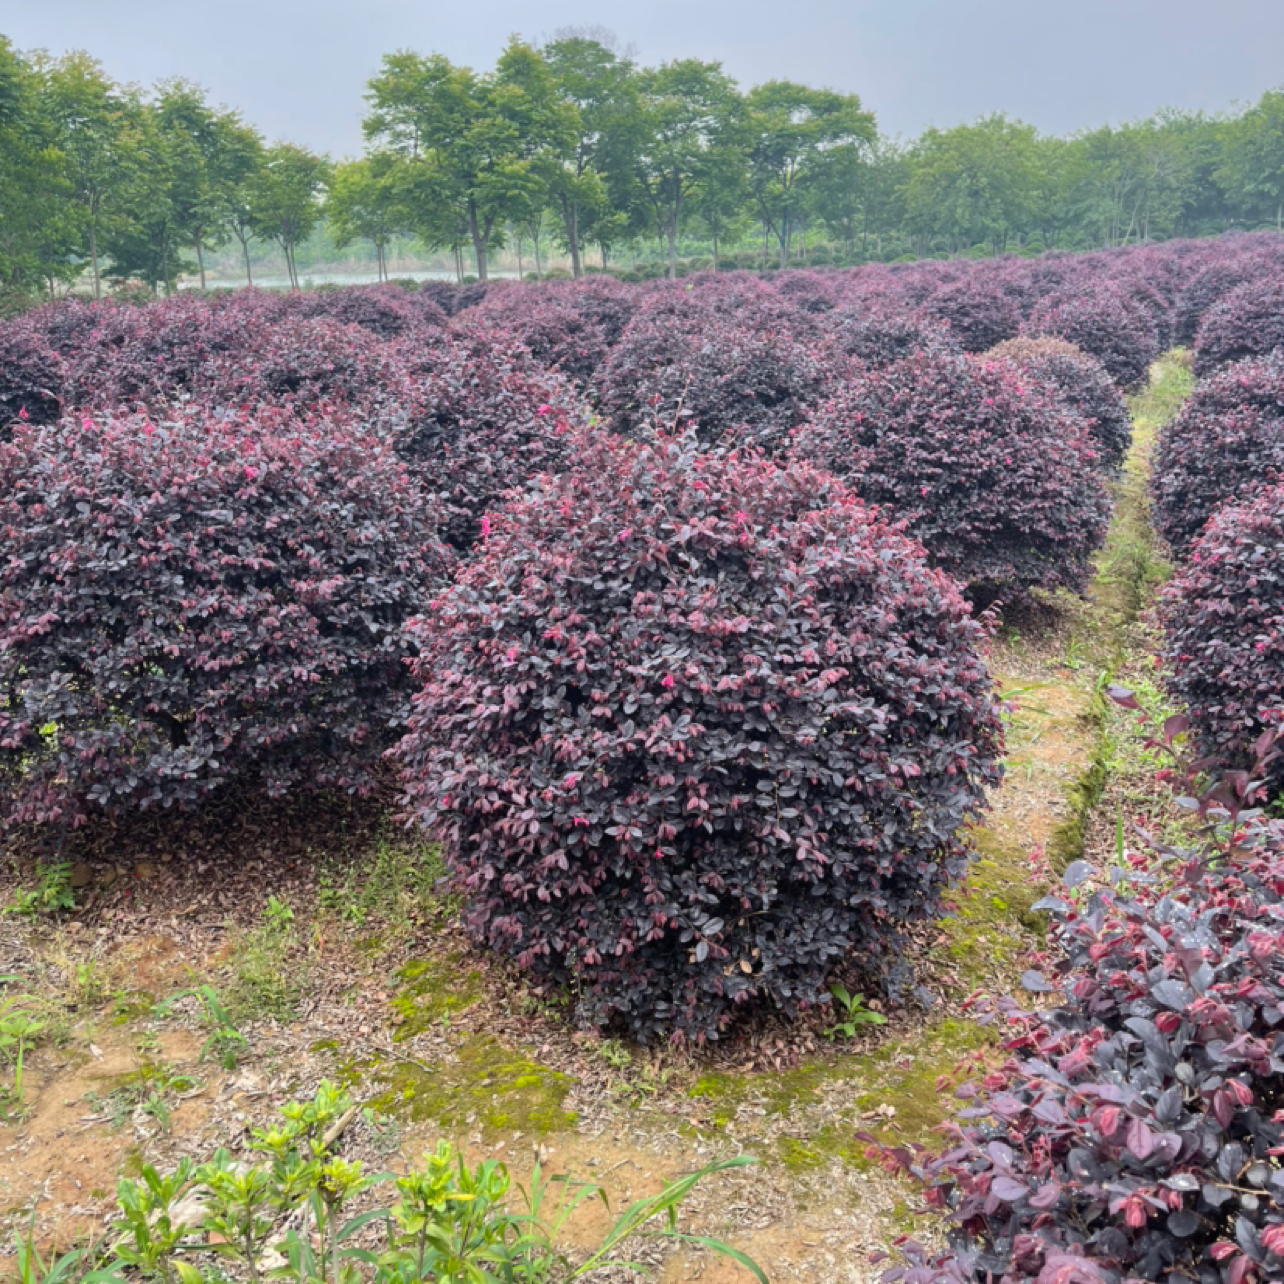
4 0 1282 156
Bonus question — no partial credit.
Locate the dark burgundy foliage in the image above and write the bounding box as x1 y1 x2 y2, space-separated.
795 352 1111 601
0 410 450 828
395 431 1004 1043
467 291 610 384
0 324 64 427
922 280 1023 354
1163 483 1284 793
1152 353 1284 556
823 306 961 370
1175 261 1260 347
302 284 448 337
1193 278 1284 377
989 336 1132 471
376 332 590 551
1025 284 1160 389
876 722 1284 1284
592 297 831 452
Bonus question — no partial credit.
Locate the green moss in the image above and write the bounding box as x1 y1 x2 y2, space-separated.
389 954 483 1039
337 1035 576 1139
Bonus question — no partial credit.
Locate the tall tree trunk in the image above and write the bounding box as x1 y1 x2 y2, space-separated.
711 227 719 272
89 221 100 300
467 204 488 282
532 228 542 280
516 229 524 281
666 217 678 279
195 236 207 291
561 196 582 279
779 205 790 269
454 244 463 284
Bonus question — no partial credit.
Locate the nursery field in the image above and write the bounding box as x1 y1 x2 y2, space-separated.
2 234 1284 1284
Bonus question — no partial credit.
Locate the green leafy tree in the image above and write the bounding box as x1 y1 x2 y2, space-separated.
630 59 738 278
326 154 410 281
364 38 575 281
1220 89 1284 230
904 114 1040 254
542 32 637 278
37 50 149 298
745 80 876 267
249 142 329 289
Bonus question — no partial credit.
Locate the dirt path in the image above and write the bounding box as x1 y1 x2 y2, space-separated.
0 357 1192 1282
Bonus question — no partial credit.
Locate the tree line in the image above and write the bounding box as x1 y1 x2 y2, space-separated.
2 26 1283 298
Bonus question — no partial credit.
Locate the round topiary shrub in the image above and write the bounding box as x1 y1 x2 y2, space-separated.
302 284 447 337
1193 276 1284 377
1025 283 1160 389
823 306 960 370
1152 351 1284 556
0 408 451 828
1162 482 1284 789
0 323 65 427
467 290 610 384
795 352 1111 601
988 335 1132 471
1173 258 1258 346
921 279 1022 354
377 331 590 551
591 296 830 452
395 431 1005 1044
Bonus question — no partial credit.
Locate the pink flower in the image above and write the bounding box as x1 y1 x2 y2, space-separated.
920 485 929 497
661 674 675 689
536 404 551 416
82 416 94 431
244 465 257 480
735 510 748 524
480 515 491 539
564 773 578 788
572 816 589 827
505 645 519 663
618 528 632 541
17 406 28 421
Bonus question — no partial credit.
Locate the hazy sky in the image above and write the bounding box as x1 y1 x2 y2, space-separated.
4 0 1282 156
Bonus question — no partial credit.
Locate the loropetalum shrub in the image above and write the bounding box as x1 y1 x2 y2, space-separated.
1152 352 1284 556
376 331 590 551
1174 260 1259 346
302 284 447 337
467 291 610 384
592 297 830 452
195 315 404 410
988 336 1132 471
876 720 1284 1284
395 432 1004 1043
0 323 64 426
0 409 450 827
794 352 1111 601
823 306 960 370
1193 277 1284 377
921 279 1022 354
62 297 252 408
1162 482 1284 793
1025 284 1160 389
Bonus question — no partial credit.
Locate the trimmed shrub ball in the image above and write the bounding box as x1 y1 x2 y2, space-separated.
1193 276 1284 377
376 332 591 551
921 279 1022 354
879 823 1284 1284
0 408 451 828
795 352 1111 602
1025 283 1160 389
301 284 447 337
395 431 1005 1044
591 297 830 452
467 290 610 384
1163 482 1284 791
1152 351 1284 556
988 335 1132 471
1173 258 1258 346
823 306 960 370
0 323 65 427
